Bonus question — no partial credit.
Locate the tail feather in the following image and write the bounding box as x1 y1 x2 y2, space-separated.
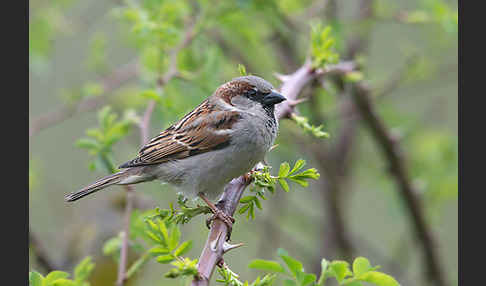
65 170 130 202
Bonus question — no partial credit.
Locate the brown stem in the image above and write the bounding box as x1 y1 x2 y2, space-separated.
116 185 134 286
350 82 448 286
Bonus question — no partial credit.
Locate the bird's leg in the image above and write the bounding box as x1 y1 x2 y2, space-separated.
198 192 235 240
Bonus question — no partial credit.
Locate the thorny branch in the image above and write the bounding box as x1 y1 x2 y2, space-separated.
191 60 355 286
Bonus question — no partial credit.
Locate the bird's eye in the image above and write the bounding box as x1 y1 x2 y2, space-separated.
246 88 257 96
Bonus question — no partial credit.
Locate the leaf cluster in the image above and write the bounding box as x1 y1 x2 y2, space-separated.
29 257 95 286
217 265 276 286
249 249 400 286
75 106 136 173
102 203 203 280
310 24 339 69
239 160 320 220
291 114 330 139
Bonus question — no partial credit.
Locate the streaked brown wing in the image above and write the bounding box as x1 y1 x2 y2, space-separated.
119 100 241 168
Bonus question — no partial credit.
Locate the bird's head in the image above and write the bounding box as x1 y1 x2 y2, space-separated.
214 75 286 112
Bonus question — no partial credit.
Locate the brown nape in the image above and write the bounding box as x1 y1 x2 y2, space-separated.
214 80 254 105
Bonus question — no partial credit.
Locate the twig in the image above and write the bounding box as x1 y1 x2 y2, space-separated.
116 185 134 286
191 60 354 286
29 60 139 138
350 82 448 286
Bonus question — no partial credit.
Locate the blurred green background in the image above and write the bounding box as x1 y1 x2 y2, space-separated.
29 0 457 285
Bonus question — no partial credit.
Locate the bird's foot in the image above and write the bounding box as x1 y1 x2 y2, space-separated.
198 193 235 241
205 208 235 230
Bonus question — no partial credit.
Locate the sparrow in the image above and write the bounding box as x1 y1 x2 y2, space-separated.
65 75 286 230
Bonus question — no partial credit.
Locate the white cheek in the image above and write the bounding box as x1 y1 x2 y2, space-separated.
231 96 257 110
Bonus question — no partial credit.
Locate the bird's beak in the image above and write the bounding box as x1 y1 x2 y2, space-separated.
263 90 286 106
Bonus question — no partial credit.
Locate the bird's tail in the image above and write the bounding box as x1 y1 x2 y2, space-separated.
65 169 133 202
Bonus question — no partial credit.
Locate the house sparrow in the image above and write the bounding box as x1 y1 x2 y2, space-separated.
65 75 285 228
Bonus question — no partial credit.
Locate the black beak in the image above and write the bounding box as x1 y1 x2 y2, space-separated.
263 90 286 106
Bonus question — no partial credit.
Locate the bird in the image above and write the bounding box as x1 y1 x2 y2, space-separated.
65 75 286 231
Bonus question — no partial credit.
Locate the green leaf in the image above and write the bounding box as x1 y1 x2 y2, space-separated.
254 197 262 210
168 224 181 251
289 160 306 176
140 89 160 101
278 179 290 192
248 259 285 273
352 257 371 277
288 177 309 187
283 279 297 286
301 273 317 286
240 196 256 203
328 261 352 283
238 203 250 214
44 271 70 284
74 257 95 282
279 255 303 277
75 138 100 150
279 162 290 177
158 220 170 244
102 236 121 257
238 64 247 76
52 279 76 286
358 271 400 286
156 254 175 264
149 246 170 255
145 230 162 243
174 241 193 256
342 279 363 286
29 271 44 286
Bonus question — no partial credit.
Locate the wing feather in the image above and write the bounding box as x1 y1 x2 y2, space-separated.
119 100 241 168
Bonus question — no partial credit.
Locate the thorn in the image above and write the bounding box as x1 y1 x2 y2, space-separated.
222 242 244 254
210 231 223 252
274 72 291 82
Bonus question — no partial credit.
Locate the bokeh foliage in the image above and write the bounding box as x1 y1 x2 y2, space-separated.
29 0 457 285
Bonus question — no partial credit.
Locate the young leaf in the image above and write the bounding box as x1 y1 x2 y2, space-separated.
358 271 400 286
283 279 297 286
352 257 372 277
149 246 170 255
74 256 95 282
248 259 285 273
328 261 352 283
289 159 306 176
157 254 175 264
279 255 304 277
52 279 76 286
279 162 290 177
44 271 70 284
238 64 247 76
29 271 44 286
174 241 193 256
168 224 181 251
278 179 290 192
